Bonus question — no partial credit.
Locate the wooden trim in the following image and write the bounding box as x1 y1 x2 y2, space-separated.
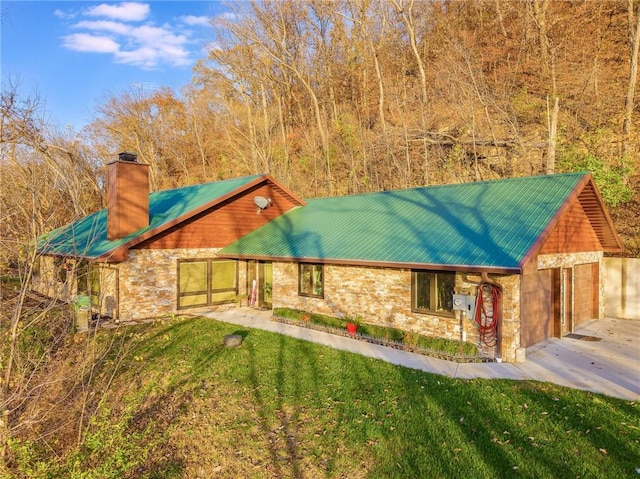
538 196 603 254
262 174 307 207
577 179 624 252
216 253 521 275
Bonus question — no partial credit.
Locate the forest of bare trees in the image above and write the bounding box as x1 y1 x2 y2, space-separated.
3 0 639 266
1 0 639 268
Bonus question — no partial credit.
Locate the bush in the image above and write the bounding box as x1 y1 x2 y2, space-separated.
559 148 632 207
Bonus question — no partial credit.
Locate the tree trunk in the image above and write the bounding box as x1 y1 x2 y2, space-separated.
546 96 559 174
622 0 640 165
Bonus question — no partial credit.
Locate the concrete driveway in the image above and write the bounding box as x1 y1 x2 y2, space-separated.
208 309 640 400
508 317 640 400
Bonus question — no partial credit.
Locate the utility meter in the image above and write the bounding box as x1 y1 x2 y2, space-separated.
452 294 476 318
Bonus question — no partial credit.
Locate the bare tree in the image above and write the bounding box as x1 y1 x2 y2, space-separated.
0 80 102 467
622 0 640 165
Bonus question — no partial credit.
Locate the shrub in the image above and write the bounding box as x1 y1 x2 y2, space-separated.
272 308 478 358
559 148 632 207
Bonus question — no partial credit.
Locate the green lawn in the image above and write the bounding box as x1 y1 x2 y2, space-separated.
9 316 640 479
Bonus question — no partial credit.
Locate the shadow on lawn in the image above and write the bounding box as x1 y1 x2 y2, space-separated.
240 330 639 478
93 317 638 478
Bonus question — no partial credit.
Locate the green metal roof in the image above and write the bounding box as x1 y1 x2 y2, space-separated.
220 173 588 271
39 175 263 259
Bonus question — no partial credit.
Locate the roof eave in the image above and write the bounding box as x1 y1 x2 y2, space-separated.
215 253 522 275
581 176 624 252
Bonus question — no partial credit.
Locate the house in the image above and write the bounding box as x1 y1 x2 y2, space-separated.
35 153 623 362
35 152 303 320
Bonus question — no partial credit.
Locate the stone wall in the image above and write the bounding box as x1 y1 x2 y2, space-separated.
32 256 78 302
116 248 243 321
272 262 522 361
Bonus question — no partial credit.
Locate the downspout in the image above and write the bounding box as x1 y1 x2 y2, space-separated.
482 272 503 362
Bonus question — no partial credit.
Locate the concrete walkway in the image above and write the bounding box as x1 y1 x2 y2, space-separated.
205 308 640 401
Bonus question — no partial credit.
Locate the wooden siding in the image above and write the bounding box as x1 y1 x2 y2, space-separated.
578 180 622 251
106 161 149 240
574 263 598 325
135 183 298 250
520 265 556 347
538 197 602 254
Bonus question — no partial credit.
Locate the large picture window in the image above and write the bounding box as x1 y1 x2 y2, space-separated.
412 271 454 315
299 263 324 298
178 259 237 309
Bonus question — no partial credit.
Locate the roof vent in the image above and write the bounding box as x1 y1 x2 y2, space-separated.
118 151 138 163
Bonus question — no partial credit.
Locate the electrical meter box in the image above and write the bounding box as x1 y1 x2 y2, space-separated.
452 294 477 319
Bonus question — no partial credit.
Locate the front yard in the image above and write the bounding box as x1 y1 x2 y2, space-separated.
6 315 640 478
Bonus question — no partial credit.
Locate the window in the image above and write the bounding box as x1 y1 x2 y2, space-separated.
178 259 237 309
299 263 324 298
412 271 454 315
54 257 69 283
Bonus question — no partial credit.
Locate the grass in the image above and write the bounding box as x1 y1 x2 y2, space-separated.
274 307 479 359
7 316 640 479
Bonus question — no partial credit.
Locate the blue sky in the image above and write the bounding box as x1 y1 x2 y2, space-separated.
1 1 230 131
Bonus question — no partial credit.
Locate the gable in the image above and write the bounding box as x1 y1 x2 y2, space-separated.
538 196 603 254
135 180 301 250
523 176 623 261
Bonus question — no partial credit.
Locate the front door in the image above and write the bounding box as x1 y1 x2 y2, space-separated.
259 262 273 309
247 260 273 309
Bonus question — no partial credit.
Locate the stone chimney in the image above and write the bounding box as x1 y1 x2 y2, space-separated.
107 152 150 240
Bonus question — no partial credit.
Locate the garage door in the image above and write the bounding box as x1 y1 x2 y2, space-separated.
520 268 557 347
574 263 598 325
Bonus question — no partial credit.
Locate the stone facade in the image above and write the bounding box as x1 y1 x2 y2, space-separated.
33 248 604 363
115 248 242 321
32 256 78 302
272 262 522 362
92 265 118 318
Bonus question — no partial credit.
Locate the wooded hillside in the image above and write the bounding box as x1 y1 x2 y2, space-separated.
2 0 639 262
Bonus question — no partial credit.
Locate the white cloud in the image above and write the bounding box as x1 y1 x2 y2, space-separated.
115 45 191 69
84 2 150 22
73 20 132 36
179 15 210 27
54 9 77 20
62 33 120 53
58 2 212 70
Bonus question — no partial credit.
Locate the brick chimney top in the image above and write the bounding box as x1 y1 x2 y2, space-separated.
118 151 138 162
107 152 149 240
